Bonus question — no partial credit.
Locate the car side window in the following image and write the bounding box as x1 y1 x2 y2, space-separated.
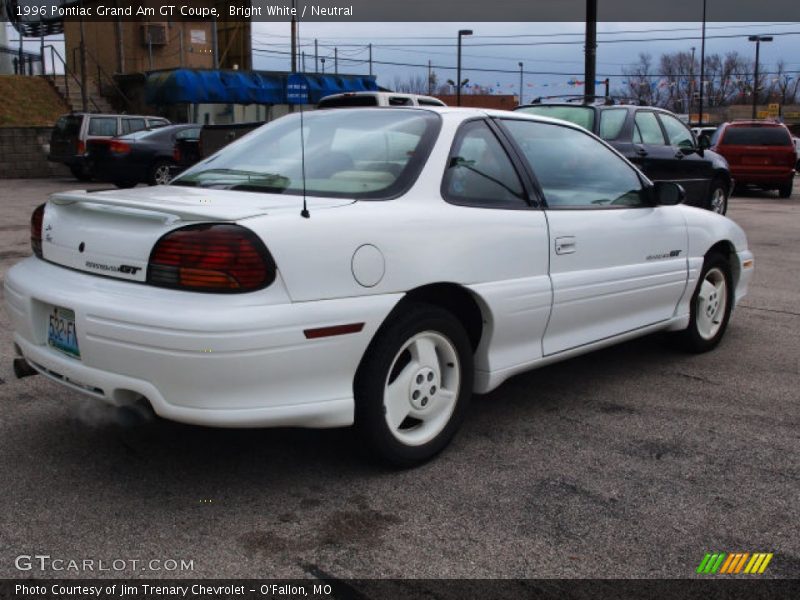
148 118 170 129
175 128 201 140
499 119 646 209
634 111 666 145
442 120 527 208
598 108 628 141
659 114 694 150
87 117 119 137
122 118 146 134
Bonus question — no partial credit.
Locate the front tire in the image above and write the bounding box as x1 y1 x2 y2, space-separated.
354 303 473 467
707 178 728 215
679 253 733 353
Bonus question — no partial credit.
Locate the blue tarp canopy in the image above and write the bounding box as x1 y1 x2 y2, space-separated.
145 69 378 105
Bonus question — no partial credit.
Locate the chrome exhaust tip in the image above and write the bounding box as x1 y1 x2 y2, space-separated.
13 358 39 379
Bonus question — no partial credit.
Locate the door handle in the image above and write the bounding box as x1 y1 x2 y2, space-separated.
635 146 648 157
674 152 685 159
555 236 576 255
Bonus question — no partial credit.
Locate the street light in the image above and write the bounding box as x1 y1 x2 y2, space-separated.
456 29 473 106
518 62 524 106
748 35 773 119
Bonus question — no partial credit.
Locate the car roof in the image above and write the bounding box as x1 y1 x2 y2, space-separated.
59 113 167 119
724 120 787 128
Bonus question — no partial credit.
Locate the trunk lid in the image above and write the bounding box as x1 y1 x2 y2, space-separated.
42 186 354 283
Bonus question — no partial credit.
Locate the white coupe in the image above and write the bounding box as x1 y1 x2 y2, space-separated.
5 107 754 465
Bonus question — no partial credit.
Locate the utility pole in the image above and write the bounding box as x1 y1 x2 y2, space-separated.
334 47 338 74
428 60 432 95
211 16 219 68
690 46 696 119
584 0 597 99
290 0 297 72
302 51 306 72
748 35 773 119
321 57 326 74
698 0 707 126
518 62 524 105
314 39 318 73
456 29 473 106
369 43 373 77
79 13 87 111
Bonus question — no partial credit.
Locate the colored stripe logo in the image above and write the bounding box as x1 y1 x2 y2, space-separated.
697 552 773 574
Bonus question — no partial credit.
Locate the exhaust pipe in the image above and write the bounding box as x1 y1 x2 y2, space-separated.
13 358 39 379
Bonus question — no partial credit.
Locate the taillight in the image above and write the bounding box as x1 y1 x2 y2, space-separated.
173 146 181 163
147 224 276 293
76 140 85 155
31 203 45 258
109 140 131 155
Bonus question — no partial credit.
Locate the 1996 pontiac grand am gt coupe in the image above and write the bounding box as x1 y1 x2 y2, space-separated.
5 107 754 466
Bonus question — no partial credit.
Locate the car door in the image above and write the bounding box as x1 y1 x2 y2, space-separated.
441 119 552 373
657 112 713 205
624 110 678 183
497 118 689 356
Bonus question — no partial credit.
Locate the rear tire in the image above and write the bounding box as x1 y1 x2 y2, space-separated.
354 303 473 467
69 164 92 182
678 253 734 353
148 160 174 186
707 178 728 215
778 180 793 198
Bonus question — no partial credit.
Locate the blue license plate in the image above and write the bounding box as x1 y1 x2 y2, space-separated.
47 306 80 359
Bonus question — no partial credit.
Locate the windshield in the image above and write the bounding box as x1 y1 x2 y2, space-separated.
721 126 792 146
173 109 441 198
515 105 595 131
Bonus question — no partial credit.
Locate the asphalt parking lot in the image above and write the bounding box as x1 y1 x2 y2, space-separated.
0 178 798 580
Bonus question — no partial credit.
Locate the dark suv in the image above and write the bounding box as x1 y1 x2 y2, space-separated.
710 120 796 198
515 98 733 214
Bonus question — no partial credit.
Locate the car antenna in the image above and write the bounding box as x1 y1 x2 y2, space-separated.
299 100 310 219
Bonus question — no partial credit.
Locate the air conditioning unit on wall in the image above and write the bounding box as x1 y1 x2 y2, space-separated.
141 23 168 46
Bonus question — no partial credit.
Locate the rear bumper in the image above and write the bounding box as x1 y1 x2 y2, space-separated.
4 257 401 428
729 167 794 185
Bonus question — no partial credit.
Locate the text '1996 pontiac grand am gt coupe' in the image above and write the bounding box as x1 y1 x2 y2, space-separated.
5 107 754 466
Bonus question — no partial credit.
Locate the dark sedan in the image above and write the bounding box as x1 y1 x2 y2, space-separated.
515 99 733 214
87 124 202 188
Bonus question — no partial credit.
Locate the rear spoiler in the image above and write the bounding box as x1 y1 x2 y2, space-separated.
49 190 270 222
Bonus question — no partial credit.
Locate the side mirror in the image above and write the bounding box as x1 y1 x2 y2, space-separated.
698 135 711 150
653 181 685 206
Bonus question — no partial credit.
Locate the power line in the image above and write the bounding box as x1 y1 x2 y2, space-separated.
252 47 800 78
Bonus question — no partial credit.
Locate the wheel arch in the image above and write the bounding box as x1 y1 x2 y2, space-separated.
706 240 740 290
355 282 488 385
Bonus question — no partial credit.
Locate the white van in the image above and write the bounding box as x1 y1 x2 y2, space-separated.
317 92 446 109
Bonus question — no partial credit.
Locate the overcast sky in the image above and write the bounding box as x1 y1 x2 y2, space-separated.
254 21 800 98
5 20 800 100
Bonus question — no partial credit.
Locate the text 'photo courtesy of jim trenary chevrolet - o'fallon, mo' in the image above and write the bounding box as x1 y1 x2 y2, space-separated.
1 0 800 599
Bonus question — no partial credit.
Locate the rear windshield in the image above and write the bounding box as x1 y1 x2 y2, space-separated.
54 115 81 136
515 105 595 131
721 127 792 146
173 109 441 199
318 96 379 108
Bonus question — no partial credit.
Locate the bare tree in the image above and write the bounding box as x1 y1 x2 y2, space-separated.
618 53 663 106
773 60 800 105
